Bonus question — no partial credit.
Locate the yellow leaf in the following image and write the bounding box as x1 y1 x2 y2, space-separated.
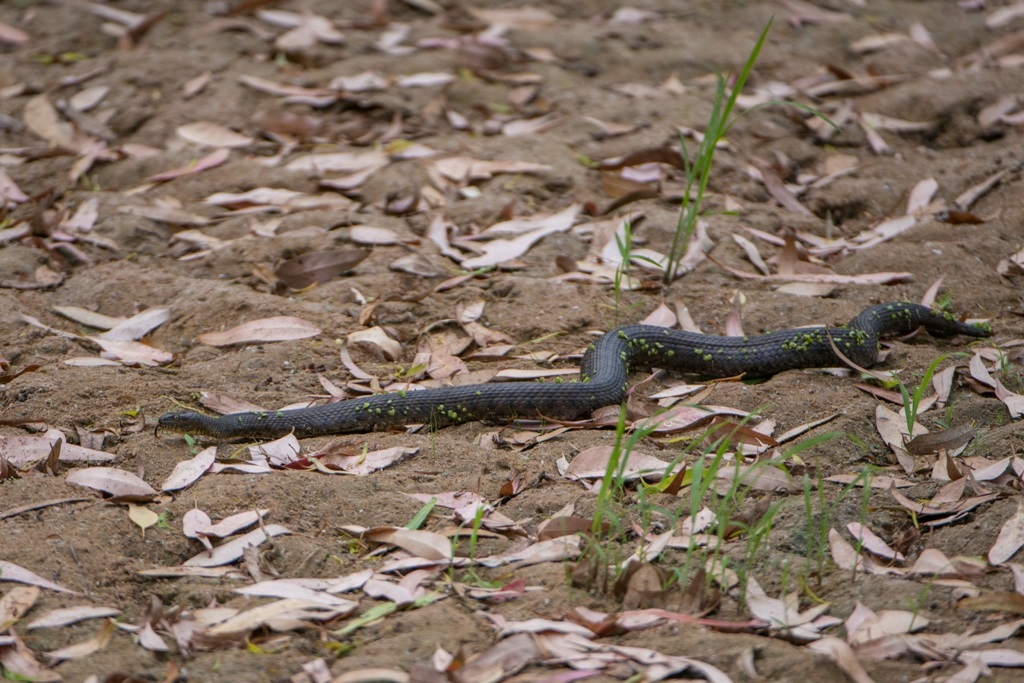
128 503 159 536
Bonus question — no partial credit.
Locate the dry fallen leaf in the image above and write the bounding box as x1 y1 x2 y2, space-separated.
0 586 40 631
183 525 292 567
128 503 160 536
160 446 217 492
0 561 78 594
65 466 157 499
989 499 1024 566
275 249 370 289
176 121 254 148
197 316 321 346
26 606 121 630
363 527 453 562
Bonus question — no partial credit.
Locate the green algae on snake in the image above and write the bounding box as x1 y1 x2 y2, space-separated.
157 302 990 440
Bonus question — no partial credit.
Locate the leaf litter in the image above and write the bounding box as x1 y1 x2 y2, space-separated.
2 1 1024 681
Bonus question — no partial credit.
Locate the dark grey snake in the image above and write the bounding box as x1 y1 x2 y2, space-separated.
157 303 990 440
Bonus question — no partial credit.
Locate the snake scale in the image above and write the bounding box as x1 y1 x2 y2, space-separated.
157 303 990 440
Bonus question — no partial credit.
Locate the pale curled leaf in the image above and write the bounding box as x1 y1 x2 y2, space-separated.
347 327 402 361
183 525 292 567
363 527 453 561
189 509 270 539
145 148 230 183
0 586 40 631
26 606 121 630
846 522 905 562
0 561 79 594
0 435 114 466
176 121 254 148
90 338 173 366
564 446 672 481
160 446 216 492
94 307 170 341
989 499 1024 566
65 467 157 499
197 316 321 346
285 150 388 175
806 637 875 683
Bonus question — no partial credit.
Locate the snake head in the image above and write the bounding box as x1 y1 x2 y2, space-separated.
155 411 205 437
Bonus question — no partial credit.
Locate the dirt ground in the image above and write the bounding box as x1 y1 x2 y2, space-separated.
3 1 1024 681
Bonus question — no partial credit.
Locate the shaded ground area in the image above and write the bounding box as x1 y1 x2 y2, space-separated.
2 1 1024 681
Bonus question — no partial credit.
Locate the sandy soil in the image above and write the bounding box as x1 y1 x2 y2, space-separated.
2 1 1024 682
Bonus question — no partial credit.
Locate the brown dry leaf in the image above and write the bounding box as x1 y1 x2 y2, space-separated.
0 435 114 467
502 114 567 137
969 353 1024 418
119 202 212 226
0 632 62 682
564 445 673 481
183 525 292 567
477 535 582 568
235 581 358 609
23 93 77 149
829 529 892 575
274 249 370 289
875 404 925 454
197 316 320 346
959 593 1024 615
428 156 552 187
749 158 812 215
205 598 354 636
351 225 407 245
988 499 1024 566
956 169 1008 211
620 562 667 610
26 606 121 630
745 576 829 641
449 633 540 682
711 253 912 285
89 337 173 366
635 404 739 436
348 327 402 361
806 637 874 683
189 509 270 541
0 19 28 45
160 446 216 492
65 466 157 499
846 522 905 563
905 424 976 456
312 446 418 475
94 307 170 342
285 150 389 175
145 148 230 183
177 121 254 148
469 7 558 29
732 234 770 275
249 434 303 468
0 586 40 631
258 9 345 50
0 170 28 207
0 561 78 594
363 527 453 561
537 516 600 541
459 212 576 269
483 204 580 237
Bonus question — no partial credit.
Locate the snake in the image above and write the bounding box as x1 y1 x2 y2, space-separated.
157 302 990 440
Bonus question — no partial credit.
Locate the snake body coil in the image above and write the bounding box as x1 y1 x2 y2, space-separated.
157 303 990 440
